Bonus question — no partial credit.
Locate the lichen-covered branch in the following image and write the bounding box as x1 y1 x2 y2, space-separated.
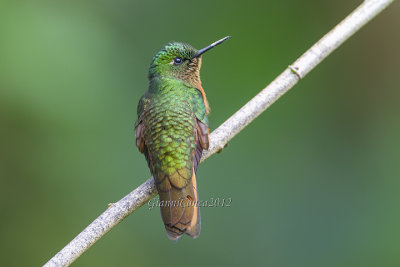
43 0 395 266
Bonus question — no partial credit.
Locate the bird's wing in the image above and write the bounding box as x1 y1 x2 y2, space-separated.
135 95 150 152
135 95 152 172
194 118 209 172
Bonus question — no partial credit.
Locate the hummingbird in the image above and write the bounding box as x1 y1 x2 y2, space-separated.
135 36 230 241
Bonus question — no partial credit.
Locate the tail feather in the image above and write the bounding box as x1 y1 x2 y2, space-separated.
185 170 201 238
158 169 201 241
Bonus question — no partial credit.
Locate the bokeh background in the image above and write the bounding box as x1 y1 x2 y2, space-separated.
1 0 399 266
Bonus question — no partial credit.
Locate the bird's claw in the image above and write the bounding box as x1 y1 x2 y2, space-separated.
217 143 228 154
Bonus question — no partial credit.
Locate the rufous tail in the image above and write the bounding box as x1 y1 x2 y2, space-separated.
158 169 201 241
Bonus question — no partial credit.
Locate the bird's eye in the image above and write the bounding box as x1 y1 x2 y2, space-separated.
173 57 183 65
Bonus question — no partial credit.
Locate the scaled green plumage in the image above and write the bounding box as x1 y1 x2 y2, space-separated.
138 77 206 177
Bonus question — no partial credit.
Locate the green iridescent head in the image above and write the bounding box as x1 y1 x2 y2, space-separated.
149 42 197 78
148 36 231 82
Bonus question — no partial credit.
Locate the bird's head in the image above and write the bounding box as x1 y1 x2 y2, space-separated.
149 36 230 86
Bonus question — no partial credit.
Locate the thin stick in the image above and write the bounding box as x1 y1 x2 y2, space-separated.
44 0 395 266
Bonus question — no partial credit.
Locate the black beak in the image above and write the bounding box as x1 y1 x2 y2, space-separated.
193 36 231 58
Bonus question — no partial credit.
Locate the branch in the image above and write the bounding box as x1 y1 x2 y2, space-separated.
44 0 395 266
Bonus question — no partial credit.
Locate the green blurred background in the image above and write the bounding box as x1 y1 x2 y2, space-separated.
1 0 399 266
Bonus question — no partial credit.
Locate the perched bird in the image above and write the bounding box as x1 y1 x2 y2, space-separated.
135 36 230 241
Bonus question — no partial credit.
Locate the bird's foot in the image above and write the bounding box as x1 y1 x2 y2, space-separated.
217 143 228 154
